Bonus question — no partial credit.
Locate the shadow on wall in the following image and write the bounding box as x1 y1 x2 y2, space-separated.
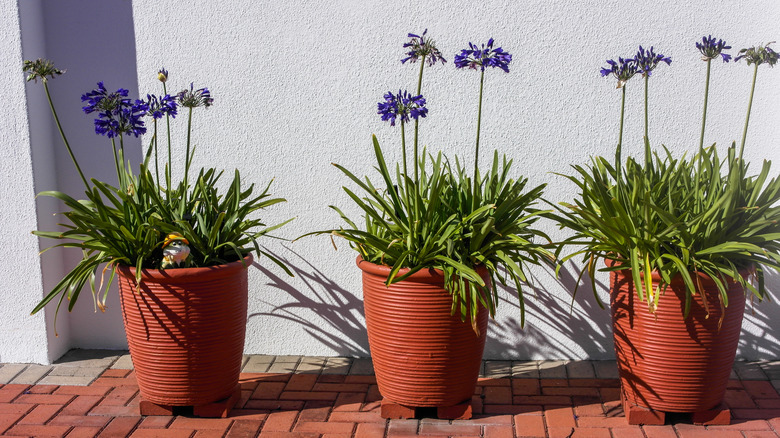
248 245 780 360
20 0 141 357
249 246 370 356
250 248 617 360
485 262 614 360
737 268 780 360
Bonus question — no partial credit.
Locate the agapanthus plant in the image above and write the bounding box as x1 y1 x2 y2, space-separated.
23 60 292 330
309 32 551 329
551 38 780 317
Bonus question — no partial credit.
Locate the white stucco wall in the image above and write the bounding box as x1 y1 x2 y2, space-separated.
29 0 141 353
128 0 780 360
0 0 49 364
2 0 779 363
10 0 141 363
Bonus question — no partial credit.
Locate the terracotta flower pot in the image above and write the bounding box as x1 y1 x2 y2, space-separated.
117 254 251 406
610 264 748 412
357 256 489 408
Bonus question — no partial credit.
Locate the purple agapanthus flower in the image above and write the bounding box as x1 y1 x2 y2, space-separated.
634 46 671 76
146 94 178 119
401 29 447 66
93 103 148 138
454 38 512 73
735 42 778 67
696 35 732 62
81 82 129 114
377 90 428 126
600 57 638 88
81 82 148 138
177 83 214 108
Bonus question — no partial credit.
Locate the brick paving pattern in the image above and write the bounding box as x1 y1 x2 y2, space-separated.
1 350 780 437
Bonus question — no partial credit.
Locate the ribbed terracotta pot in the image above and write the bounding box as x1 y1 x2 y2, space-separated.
358 256 489 407
117 255 251 406
610 264 748 412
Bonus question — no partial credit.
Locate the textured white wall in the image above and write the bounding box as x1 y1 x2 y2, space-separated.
7 0 142 363
3 0 778 363
129 0 780 360
0 0 49 363
29 0 141 353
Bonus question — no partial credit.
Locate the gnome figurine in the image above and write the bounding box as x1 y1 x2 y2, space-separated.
161 232 191 269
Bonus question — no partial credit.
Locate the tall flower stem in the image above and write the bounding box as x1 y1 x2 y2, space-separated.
698 59 712 153
413 60 425 183
616 85 626 175
152 119 160 185
162 82 173 198
474 69 485 182
643 75 651 168
694 59 713 209
400 120 408 179
43 81 89 189
110 138 121 187
400 120 413 214
739 62 759 161
184 107 193 205
119 134 125 173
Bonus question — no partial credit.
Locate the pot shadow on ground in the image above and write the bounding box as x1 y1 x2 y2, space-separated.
484 261 615 360
248 246 370 356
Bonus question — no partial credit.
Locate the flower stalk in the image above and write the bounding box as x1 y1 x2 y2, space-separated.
474 69 485 181
162 82 173 196
401 29 445 185
698 59 712 153
45 81 90 189
735 42 778 160
23 60 90 188
617 85 626 172
739 62 759 161
454 38 512 182
413 60 424 183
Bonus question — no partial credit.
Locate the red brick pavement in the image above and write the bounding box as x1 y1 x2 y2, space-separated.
0 369 779 437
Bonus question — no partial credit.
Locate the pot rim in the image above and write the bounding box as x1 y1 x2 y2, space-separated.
604 257 754 285
356 255 487 283
117 253 253 283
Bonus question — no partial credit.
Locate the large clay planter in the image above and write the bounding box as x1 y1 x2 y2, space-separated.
117 255 251 406
610 264 748 412
357 256 489 408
